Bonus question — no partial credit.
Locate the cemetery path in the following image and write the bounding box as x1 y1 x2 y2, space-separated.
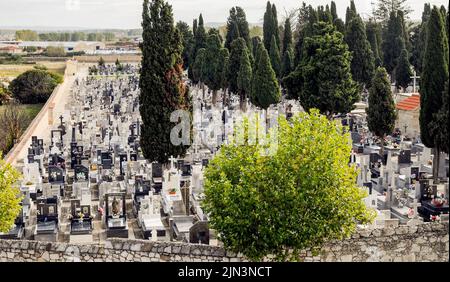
5 60 84 167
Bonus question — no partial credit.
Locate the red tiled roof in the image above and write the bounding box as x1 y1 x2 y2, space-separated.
396 94 420 111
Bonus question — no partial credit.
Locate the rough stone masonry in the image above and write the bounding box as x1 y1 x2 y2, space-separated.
0 222 448 262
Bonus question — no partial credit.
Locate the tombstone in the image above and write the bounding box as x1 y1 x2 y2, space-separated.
74 165 89 182
189 221 209 244
69 200 93 241
34 197 58 242
104 193 128 238
48 165 64 184
398 150 412 164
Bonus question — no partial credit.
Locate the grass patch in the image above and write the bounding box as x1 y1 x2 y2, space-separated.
0 62 66 79
0 103 44 122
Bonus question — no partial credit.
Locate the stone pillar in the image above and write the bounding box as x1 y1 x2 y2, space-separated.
48 103 55 125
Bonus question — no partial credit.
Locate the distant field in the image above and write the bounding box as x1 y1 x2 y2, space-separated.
0 62 66 79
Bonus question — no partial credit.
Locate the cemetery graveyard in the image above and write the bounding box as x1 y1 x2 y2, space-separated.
1 61 448 246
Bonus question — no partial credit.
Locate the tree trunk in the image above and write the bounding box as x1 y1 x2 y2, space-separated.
202 83 205 100
433 147 440 183
212 90 217 106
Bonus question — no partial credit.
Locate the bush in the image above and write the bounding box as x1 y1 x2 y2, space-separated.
9 69 59 104
202 110 376 261
0 152 22 233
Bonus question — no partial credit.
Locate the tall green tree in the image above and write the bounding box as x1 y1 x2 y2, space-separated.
263 2 280 53
281 18 293 55
139 0 192 164
225 7 251 51
237 47 253 111
331 1 345 33
430 81 449 154
374 0 412 23
251 43 281 110
366 67 397 144
420 7 449 179
203 35 227 105
269 35 281 78
281 49 294 80
366 20 383 67
193 48 206 89
345 15 375 87
411 4 431 74
284 23 359 118
176 21 194 70
271 3 281 51
202 110 375 261
294 4 318 67
251 36 262 58
382 11 405 75
226 38 247 95
394 48 412 90
345 1 357 27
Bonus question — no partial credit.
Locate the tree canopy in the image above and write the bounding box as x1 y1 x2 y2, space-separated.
202 110 375 261
0 153 22 233
284 22 359 117
9 69 60 104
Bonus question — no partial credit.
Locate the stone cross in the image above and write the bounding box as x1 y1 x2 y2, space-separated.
410 71 420 93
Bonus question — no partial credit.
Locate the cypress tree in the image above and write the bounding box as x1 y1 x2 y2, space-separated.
284 23 359 117
280 49 294 80
251 36 262 58
139 0 191 164
430 81 449 154
204 35 227 105
194 14 207 57
193 48 206 87
176 21 194 70
219 48 230 105
281 19 292 55
394 48 412 90
193 19 198 37
226 38 247 94
331 1 338 22
366 20 382 67
345 15 375 87
269 35 281 78
411 4 431 74
251 43 281 110
420 6 449 179
382 11 404 75
271 4 280 51
237 47 253 111
366 67 397 143
263 1 274 52
225 7 251 51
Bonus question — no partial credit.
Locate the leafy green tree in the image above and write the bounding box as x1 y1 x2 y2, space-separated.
420 7 449 179
226 38 247 94
394 48 412 90
281 49 294 81
219 48 230 105
176 21 194 70
9 70 59 104
345 15 375 87
225 7 251 50
366 67 397 143
251 43 280 110
269 35 281 78
202 110 375 262
237 47 253 111
345 1 357 27
0 153 22 233
382 11 405 75
98 56 105 67
139 0 192 164
284 23 359 118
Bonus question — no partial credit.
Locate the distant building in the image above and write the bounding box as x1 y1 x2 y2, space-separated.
395 93 420 138
0 41 106 53
0 44 22 54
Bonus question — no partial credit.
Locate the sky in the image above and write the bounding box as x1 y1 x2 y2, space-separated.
0 0 448 30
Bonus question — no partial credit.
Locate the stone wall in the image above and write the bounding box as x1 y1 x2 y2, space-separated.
0 222 448 262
